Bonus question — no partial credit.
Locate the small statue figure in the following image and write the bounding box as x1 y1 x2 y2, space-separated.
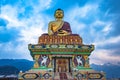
40 55 48 66
48 8 72 36
76 55 83 66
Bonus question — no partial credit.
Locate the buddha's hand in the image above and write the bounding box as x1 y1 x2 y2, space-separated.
58 30 69 35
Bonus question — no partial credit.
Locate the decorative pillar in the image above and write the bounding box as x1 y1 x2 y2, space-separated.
56 59 58 72
33 55 40 68
48 54 52 68
83 55 90 68
72 54 75 67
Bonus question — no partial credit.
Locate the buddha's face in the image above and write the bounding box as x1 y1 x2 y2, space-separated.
54 10 64 19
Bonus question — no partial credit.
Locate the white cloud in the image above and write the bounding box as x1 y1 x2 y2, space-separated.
91 20 105 26
64 4 120 65
89 36 120 65
69 4 98 18
90 49 120 65
64 4 100 34
94 35 120 47
19 25 47 44
39 0 52 9
31 0 52 12
0 5 25 29
102 23 112 35
88 20 113 42
0 0 52 60
0 41 33 60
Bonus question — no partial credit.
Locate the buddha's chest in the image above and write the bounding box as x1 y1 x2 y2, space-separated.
51 21 63 31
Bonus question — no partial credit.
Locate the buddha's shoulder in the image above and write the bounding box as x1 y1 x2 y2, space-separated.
64 21 69 23
64 21 70 25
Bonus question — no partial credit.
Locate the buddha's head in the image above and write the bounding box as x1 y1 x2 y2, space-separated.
54 8 64 20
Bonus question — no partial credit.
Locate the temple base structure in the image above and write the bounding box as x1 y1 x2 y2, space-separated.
18 34 106 80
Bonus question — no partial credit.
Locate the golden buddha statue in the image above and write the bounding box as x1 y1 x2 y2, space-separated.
48 9 72 36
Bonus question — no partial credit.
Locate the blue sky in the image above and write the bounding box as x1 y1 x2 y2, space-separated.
0 0 120 65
